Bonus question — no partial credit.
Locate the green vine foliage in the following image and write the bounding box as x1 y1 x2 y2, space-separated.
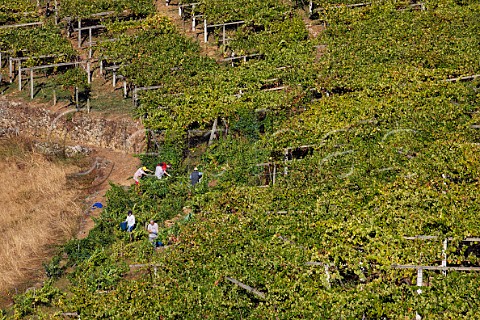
58 0 155 19
13 280 64 318
13 0 480 318
0 24 76 58
0 0 38 24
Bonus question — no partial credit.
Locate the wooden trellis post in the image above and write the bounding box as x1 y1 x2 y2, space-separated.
445 74 480 82
208 118 218 146
225 277 265 299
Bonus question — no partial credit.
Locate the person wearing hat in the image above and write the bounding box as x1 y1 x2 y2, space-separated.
133 166 152 185
190 166 203 186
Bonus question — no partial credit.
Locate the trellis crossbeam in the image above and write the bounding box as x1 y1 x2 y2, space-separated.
0 21 43 29
392 265 480 271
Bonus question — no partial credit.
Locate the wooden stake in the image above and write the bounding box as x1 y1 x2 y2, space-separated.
226 277 265 299
53 89 56 105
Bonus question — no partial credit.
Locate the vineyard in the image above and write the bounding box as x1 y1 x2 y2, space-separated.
2 0 480 319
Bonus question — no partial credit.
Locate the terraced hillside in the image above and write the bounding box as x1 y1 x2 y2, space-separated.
2 0 480 318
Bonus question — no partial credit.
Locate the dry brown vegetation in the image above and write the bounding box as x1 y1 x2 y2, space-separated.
0 138 84 298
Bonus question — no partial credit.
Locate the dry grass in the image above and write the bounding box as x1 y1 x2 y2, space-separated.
0 138 83 295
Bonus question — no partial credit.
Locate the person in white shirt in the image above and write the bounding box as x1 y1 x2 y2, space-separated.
155 162 171 179
133 166 152 185
125 211 135 232
147 220 159 243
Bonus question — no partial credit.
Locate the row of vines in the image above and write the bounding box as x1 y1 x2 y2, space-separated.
4 0 480 318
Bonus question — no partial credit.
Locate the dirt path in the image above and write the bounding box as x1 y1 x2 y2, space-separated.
76 147 140 239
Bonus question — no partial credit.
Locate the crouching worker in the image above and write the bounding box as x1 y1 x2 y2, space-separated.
125 210 135 232
147 219 159 244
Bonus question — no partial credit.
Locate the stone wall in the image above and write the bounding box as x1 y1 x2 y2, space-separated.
0 97 145 152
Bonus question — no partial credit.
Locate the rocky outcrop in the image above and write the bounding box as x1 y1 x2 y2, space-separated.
0 97 145 152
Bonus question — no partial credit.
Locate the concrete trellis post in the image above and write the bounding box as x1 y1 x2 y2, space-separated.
416 268 423 291
204 19 208 43
442 239 448 276
87 62 91 84
133 85 137 107
75 86 79 109
78 19 82 47
54 0 58 24
30 69 34 99
18 61 22 90
9 58 13 82
89 28 93 58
